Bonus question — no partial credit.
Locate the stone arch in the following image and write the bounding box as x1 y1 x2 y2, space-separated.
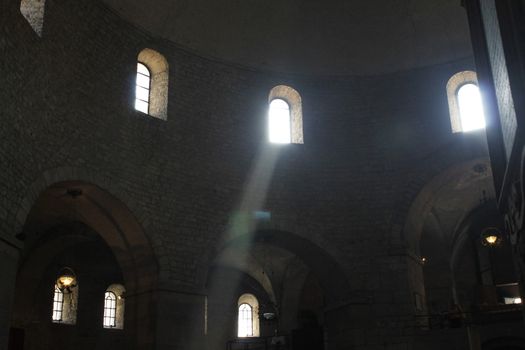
13 166 152 237
214 229 349 305
402 157 494 256
11 167 158 348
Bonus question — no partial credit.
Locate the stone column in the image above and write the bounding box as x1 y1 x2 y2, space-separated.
0 238 20 350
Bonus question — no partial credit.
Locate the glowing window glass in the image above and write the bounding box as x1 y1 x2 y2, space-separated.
135 63 151 114
269 99 291 144
457 83 485 132
103 291 117 328
52 285 64 322
238 303 253 337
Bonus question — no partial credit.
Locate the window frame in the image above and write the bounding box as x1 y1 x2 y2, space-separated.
447 71 485 133
103 291 118 328
136 48 169 120
238 303 254 337
237 293 260 338
135 62 151 115
103 284 126 330
52 284 64 322
268 85 304 144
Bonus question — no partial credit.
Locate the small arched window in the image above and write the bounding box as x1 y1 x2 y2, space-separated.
457 83 485 132
447 71 485 133
51 285 64 322
135 49 169 120
268 85 303 144
51 276 78 325
103 292 117 328
20 0 45 36
103 284 125 329
237 293 260 338
238 304 253 337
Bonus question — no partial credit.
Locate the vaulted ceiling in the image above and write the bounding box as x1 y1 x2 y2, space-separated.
102 0 472 75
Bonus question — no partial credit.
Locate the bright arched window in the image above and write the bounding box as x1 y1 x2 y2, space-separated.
51 285 64 322
447 71 485 133
103 291 117 328
135 63 151 114
135 49 169 120
269 99 291 144
268 85 303 144
51 274 78 325
457 83 485 132
238 303 253 337
237 293 259 337
103 284 125 329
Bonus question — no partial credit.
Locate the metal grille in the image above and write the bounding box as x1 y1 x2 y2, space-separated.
103 291 117 328
135 62 151 114
238 303 253 337
52 285 64 322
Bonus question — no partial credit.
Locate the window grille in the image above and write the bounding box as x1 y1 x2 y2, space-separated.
238 303 253 337
52 285 64 322
103 291 117 328
135 62 151 114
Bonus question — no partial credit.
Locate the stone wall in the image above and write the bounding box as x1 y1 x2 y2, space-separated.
0 0 494 348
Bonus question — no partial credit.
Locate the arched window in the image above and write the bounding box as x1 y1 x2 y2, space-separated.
457 83 485 132
51 271 78 325
238 304 253 337
103 292 117 328
20 0 45 36
103 284 125 329
269 99 292 144
51 285 64 322
135 49 169 120
237 293 260 337
268 85 303 144
447 71 485 133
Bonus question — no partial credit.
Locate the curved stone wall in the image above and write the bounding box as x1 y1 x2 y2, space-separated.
1 0 492 347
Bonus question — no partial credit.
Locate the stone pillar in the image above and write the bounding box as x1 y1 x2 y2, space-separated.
154 290 206 350
0 239 20 350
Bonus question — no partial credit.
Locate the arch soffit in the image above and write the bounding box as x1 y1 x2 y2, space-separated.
210 230 350 304
402 158 494 255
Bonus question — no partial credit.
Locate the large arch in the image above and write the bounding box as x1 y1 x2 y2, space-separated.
9 167 158 349
213 229 350 305
402 158 495 256
205 229 348 350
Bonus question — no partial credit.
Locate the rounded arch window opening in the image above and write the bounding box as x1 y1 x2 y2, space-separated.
237 293 260 337
238 303 253 337
135 62 151 114
457 83 485 132
268 98 292 144
103 291 117 328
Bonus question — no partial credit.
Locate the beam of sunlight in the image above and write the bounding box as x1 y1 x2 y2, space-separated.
228 146 281 240
206 144 281 343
